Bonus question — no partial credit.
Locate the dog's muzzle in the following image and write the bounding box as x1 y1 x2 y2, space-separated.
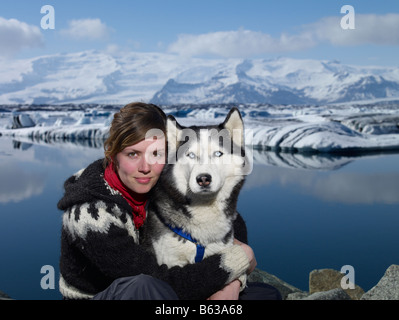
196 174 212 187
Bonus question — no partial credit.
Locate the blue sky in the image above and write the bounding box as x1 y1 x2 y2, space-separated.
1 0 399 66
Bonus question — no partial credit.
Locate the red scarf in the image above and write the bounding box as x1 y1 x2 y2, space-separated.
104 162 148 229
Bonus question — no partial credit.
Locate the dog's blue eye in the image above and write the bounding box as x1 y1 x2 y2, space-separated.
214 151 223 157
187 152 196 159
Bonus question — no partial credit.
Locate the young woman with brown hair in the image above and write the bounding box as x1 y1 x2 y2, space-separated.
58 102 280 300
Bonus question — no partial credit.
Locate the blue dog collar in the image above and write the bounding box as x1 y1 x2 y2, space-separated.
161 219 205 263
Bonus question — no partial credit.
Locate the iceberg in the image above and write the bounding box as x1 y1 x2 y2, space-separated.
0 103 399 155
169 103 399 154
249 120 399 153
11 113 36 129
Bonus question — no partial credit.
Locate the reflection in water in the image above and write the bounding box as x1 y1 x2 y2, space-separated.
0 161 45 203
3 136 399 208
0 138 105 204
247 149 399 204
12 140 33 151
11 137 357 169
309 171 399 204
251 149 355 171
11 135 105 150
245 163 399 204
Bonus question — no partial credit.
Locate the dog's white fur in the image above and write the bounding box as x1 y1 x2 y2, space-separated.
143 108 249 269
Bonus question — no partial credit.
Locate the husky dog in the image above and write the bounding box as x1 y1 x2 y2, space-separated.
141 108 251 269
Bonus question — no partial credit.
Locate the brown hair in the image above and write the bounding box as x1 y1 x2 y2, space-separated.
103 102 166 168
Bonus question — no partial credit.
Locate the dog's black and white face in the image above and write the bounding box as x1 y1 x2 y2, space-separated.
144 108 253 268
166 108 249 198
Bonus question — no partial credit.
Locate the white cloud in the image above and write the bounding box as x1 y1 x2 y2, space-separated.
104 43 120 55
60 18 112 41
0 17 44 57
168 29 316 58
168 14 399 58
0 161 45 203
307 13 399 46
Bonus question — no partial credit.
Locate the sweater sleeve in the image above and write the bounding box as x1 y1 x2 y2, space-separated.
233 212 248 244
60 202 249 300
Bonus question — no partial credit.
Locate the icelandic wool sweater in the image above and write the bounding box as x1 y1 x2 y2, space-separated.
57 159 250 300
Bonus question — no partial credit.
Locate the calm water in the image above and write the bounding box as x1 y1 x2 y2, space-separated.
0 137 398 300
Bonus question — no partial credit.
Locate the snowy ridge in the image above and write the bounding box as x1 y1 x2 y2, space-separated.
1 103 399 155
1 51 399 105
151 58 399 105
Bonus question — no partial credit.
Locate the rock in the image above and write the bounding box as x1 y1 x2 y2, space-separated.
248 268 303 300
0 290 12 300
286 292 310 300
361 264 399 300
302 288 351 300
309 268 364 300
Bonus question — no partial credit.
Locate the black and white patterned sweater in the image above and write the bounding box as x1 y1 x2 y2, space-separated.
57 159 250 300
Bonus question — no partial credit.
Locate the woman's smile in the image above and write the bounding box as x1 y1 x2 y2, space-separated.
135 177 152 184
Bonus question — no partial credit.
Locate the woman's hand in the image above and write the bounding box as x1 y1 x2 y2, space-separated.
207 279 241 300
233 239 257 274
207 239 257 300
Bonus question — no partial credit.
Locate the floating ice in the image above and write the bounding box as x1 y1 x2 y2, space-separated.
0 103 398 155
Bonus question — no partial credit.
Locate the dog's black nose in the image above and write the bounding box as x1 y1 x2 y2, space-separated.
196 174 212 187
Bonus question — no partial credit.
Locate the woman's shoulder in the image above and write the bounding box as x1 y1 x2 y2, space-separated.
58 158 108 210
75 158 105 181
61 158 104 187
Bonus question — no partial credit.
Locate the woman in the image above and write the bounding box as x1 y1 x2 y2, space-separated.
58 102 279 300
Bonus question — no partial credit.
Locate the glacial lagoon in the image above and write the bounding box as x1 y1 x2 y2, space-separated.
0 136 398 300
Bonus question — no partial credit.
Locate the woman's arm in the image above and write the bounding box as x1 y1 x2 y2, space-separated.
207 279 242 300
233 212 248 244
234 238 257 274
61 208 250 300
206 239 257 300
205 211 255 300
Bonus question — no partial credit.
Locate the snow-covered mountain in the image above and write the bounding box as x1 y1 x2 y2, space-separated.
151 58 399 105
0 51 185 105
1 50 399 105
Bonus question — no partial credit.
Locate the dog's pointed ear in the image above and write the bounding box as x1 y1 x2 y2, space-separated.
166 115 183 150
223 108 244 147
